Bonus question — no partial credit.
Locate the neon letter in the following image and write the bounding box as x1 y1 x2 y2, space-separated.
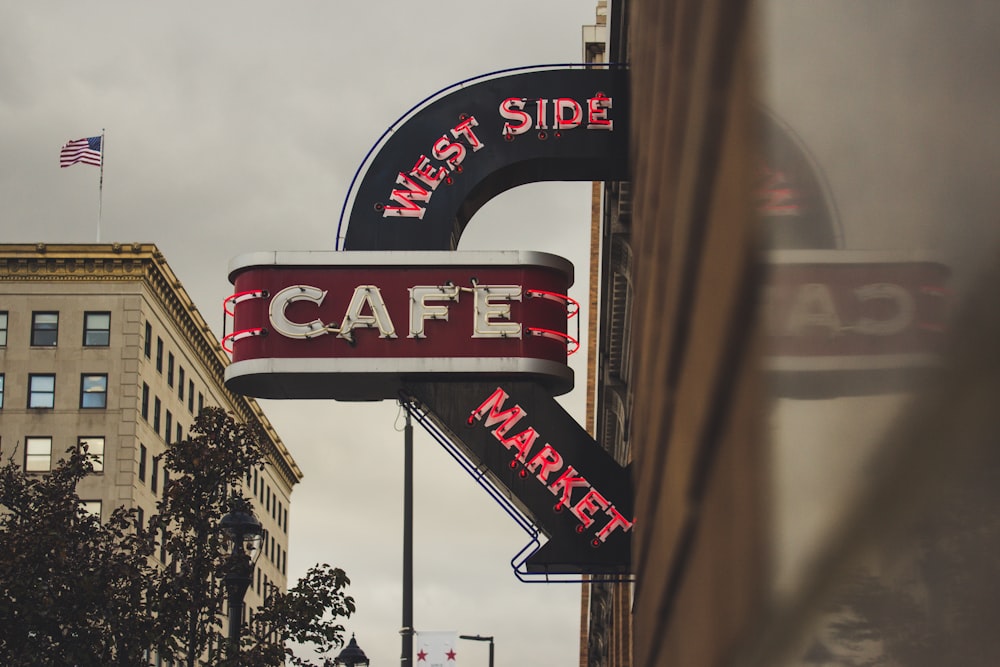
338 285 397 340
408 284 460 338
525 444 564 484
409 155 447 191
499 98 531 136
383 173 430 219
595 506 634 542
432 136 467 169
554 98 582 130
472 285 521 339
571 489 611 529
269 285 329 339
471 387 526 440
451 117 484 152
548 466 590 506
587 95 613 130
854 283 915 336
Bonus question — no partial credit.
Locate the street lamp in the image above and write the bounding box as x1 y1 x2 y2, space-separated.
217 497 263 659
459 634 494 667
334 633 371 666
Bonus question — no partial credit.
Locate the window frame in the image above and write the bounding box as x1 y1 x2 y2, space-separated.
31 311 59 347
80 373 108 409
0 373 4 409
24 435 53 472
78 436 105 473
28 373 56 409
81 500 102 519
0 311 8 347
83 311 111 347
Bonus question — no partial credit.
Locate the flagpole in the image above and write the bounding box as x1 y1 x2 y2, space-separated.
97 129 105 243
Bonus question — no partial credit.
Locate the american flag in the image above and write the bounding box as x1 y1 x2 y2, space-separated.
60 136 102 168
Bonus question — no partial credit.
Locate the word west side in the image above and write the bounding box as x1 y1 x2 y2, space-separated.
382 94 613 219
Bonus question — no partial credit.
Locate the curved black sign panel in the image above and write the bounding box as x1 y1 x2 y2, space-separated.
343 67 629 251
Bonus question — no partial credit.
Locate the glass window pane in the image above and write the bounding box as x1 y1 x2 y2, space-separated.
28 374 55 408
81 500 102 518
31 312 58 346
81 375 108 408
79 436 105 472
0 312 7 346
83 312 111 346
0 374 4 409
25 437 52 472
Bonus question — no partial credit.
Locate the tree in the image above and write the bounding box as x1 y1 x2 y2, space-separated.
0 408 355 666
0 442 156 666
150 407 356 666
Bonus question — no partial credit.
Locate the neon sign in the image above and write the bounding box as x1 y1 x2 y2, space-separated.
470 387 633 545
223 251 578 400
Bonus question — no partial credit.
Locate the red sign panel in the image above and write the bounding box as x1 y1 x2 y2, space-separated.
764 250 950 396
224 251 576 400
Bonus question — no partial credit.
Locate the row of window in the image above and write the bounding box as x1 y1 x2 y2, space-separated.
249 466 288 534
143 322 203 413
23 435 105 473
0 373 108 410
0 311 110 348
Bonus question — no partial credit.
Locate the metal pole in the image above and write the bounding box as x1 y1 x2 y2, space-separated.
459 634 495 667
401 405 414 666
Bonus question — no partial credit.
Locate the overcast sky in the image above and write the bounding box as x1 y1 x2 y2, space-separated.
0 2 603 665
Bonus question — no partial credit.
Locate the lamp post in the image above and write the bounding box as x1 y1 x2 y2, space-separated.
459 634 494 667
218 497 263 660
334 634 371 666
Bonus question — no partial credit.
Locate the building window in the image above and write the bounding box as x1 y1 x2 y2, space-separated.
83 312 111 346
81 500 102 519
167 353 175 387
80 374 108 409
0 311 7 346
136 506 144 530
0 374 4 409
31 312 58 347
139 443 147 482
178 367 185 400
153 397 162 435
175 423 182 443
151 457 159 494
187 380 194 413
25 436 52 472
198 392 204 414
156 337 164 373
28 374 56 408
141 383 150 420
144 322 152 358
79 436 105 472
165 411 173 443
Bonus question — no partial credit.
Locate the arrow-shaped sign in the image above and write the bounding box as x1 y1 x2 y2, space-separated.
404 381 632 574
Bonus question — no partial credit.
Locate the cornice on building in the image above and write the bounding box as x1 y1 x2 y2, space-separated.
0 242 303 488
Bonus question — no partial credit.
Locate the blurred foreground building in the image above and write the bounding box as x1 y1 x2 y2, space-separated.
581 1 1000 666
0 243 302 650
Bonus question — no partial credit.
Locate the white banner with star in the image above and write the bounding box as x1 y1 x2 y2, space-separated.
416 630 458 666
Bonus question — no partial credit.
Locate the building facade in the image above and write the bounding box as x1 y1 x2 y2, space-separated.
581 0 1000 666
0 242 302 632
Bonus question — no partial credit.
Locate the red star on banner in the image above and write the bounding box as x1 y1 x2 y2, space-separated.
446 648 457 660
417 649 427 661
